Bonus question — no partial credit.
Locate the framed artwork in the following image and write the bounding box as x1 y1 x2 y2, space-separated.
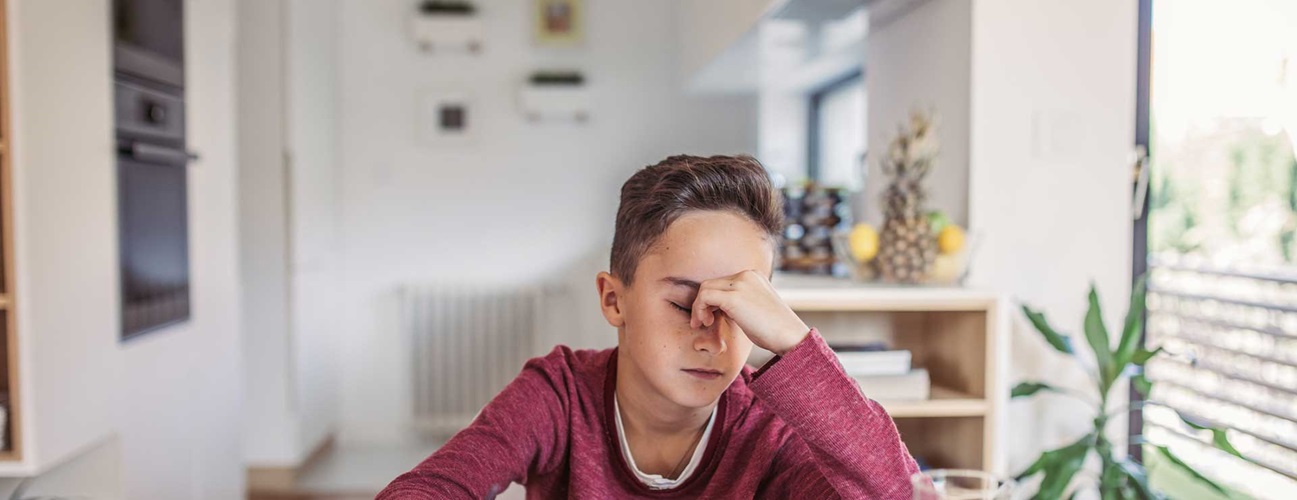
534 0 584 47
418 89 475 145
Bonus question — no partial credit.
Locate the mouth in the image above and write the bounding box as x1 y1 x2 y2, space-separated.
681 368 723 380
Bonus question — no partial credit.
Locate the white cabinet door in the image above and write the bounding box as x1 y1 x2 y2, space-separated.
2 0 121 476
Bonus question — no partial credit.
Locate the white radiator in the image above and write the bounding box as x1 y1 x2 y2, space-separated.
402 284 556 436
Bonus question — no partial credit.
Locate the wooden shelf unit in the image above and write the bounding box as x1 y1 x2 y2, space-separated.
881 386 988 418
773 273 1007 474
0 0 19 461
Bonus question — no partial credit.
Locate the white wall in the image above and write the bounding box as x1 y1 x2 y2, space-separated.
0 0 244 497
237 0 297 467
237 0 342 469
865 0 972 226
285 0 343 469
336 0 757 445
967 0 1137 473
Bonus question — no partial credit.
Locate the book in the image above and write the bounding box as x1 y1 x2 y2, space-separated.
832 348 912 377
854 369 931 401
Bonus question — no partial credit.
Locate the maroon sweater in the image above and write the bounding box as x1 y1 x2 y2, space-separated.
377 329 920 498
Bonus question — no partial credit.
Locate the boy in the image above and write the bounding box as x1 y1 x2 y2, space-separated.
378 155 919 498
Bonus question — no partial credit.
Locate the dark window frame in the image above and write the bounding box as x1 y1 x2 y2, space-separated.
1129 0 1153 462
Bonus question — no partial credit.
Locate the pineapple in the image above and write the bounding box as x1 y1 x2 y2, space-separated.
874 111 939 284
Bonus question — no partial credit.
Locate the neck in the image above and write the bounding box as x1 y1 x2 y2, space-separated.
615 355 714 439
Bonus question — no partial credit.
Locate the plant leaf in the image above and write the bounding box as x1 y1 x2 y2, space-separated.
1012 381 1059 398
1210 429 1244 459
1085 284 1117 390
1019 434 1093 500
1016 433 1094 480
1133 346 1163 366
1039 443 1089 500
1177 413 1246 460
1116 458 1161 500
1114 275 1148 368
1101 458 1125 499
1133 372 1152 397
1023 304 1075 355
1152 445 1229 496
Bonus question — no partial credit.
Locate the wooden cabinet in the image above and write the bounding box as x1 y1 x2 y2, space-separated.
773 274 1008 474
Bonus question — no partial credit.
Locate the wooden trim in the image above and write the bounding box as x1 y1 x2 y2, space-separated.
0 0 22 462
247 433 336 495
884 386 988 418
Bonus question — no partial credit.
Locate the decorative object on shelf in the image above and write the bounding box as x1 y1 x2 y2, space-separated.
875 110 940 284
854 369 930 402
830 211 976 285
777 182 850 275
828 109 976 286
519 70 589 123
832 341 931 402
534 0 584 47
418 89 474 144
1014 278 1246 499
829 342 912 376
411 1 483 54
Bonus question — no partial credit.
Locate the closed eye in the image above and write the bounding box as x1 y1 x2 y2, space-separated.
669 302 691 315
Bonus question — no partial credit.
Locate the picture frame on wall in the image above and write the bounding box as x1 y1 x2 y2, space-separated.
534 0 584 47
418 89 475 145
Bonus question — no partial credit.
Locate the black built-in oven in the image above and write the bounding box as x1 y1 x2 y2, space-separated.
114 0 184 88
113 0 193 339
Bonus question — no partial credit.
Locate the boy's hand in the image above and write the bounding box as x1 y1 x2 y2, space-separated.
689 270 810 355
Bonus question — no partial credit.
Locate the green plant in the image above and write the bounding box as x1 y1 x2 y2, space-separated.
1014 277 1247 499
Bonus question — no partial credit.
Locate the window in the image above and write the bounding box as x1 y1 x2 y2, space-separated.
809 71 865 190
1138 0 1297 497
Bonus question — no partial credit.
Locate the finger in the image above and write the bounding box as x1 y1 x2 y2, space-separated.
691 288 728 328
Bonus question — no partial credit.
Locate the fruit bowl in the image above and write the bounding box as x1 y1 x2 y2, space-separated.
830 227 977 286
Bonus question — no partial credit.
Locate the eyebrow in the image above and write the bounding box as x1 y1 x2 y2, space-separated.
661 277 701 290
659 271 776 289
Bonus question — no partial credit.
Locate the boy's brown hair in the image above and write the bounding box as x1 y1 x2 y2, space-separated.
611 155 784 286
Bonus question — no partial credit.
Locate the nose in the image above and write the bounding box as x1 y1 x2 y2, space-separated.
693 311 728 355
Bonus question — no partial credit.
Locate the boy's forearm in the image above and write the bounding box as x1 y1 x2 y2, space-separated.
749 328 920 498
377 355 570 499
376 441 517 499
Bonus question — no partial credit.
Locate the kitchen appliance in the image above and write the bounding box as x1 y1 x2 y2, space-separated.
113 0 194 339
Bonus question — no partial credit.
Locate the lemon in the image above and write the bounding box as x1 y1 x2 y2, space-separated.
937 225 966 255
929 254 960 283
848 224 879 263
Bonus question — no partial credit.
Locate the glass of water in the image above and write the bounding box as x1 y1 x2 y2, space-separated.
911 469 1015 500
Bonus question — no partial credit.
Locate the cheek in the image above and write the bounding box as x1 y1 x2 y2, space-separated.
725 326 754 359
628 313 692 359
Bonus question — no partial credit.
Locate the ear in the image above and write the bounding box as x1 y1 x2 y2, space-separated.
595 271 626 328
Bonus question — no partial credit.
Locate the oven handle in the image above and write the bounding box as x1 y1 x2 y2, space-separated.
121 141 199 166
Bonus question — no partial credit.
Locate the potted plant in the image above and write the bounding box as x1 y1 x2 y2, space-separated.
1014 277 1250 499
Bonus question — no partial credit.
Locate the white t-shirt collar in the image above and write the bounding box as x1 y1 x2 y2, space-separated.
613 394 717 490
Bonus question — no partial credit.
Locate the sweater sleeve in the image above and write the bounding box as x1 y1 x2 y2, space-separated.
748 328 920 499
375 348 573 499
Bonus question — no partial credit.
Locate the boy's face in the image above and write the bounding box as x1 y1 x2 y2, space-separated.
598 210 774 410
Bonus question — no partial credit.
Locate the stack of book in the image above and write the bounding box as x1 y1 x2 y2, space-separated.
830 342 930 401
